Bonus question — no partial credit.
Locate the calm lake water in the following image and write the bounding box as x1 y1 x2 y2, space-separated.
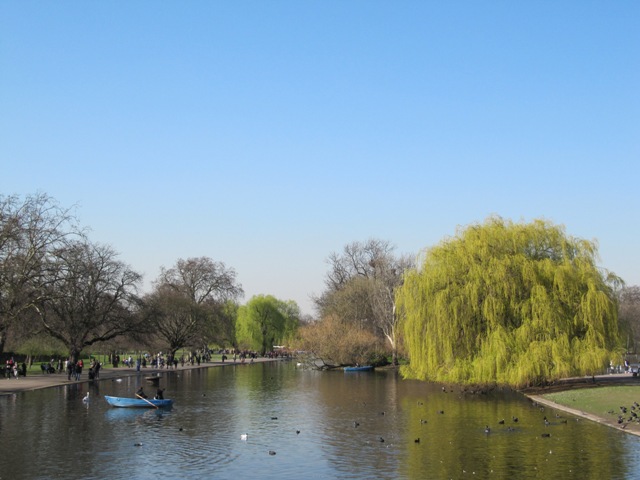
1 361 640 479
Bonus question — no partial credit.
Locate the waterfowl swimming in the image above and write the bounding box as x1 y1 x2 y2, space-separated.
498 419 505 424
541 433 551 438
240 433 248 441
296 430 300 435
484 426 491 434
414 438 420 443
544 417 550 426
82 393 90 403
268 450 276 455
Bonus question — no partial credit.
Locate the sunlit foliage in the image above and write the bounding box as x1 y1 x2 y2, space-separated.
235 295 300 354
398 217 623 387
295 314 384 368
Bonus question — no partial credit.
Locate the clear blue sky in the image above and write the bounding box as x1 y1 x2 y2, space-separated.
1 2 638 316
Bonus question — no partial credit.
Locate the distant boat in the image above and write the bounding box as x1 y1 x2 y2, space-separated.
344 366 374 372
104 395 174 408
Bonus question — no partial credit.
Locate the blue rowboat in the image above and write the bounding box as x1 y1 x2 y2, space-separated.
104 395 174 408
344 365 373 372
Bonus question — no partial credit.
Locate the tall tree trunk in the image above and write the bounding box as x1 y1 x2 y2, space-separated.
69 348 81 363
0 328 6 357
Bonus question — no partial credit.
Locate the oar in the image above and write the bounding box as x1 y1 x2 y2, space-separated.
136 393 158 409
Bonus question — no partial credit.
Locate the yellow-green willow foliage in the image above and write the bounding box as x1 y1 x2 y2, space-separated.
398 217 623 388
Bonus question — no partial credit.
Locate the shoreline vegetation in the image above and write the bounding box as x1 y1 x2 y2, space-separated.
523 373 640 437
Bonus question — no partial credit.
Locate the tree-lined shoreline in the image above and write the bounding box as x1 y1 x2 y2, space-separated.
2 193 639 391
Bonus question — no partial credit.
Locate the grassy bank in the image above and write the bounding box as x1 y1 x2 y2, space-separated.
543 386 640 416
536 385 640 435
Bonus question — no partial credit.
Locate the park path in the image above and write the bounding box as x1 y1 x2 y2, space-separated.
0 357 279 396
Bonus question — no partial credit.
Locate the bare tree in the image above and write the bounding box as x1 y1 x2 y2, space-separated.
619 285 640 353
32 239 143 361
315 239 414 365
148 257 243 353
203 300 239 348
157 257 243 304
144 285 208 355
0 193 82 355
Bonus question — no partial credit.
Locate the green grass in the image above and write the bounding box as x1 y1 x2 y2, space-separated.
543 386 640 417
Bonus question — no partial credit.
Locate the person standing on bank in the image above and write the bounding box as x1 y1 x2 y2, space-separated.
75 359 83 380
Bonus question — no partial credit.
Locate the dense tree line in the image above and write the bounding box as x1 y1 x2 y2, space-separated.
301 220 636 386
3 193 639 387
144 256 244 356
0 193 295 361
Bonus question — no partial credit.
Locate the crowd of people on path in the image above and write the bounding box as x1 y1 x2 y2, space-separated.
114 350 215 371
3 357 26 379
65 358 102 381
1 356 103 382
3 347 290 382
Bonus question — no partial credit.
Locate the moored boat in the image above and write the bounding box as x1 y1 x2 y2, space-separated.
104 395 174 408
344 365 374 372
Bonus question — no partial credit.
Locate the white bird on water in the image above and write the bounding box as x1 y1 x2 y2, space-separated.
82 392 90 403
240 433 248 441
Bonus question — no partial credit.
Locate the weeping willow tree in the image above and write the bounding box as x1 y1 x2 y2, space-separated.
398 217 623 388
235 295 300 354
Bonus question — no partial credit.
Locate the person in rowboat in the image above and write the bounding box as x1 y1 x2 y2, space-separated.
154 388 164 400
136 387 148 399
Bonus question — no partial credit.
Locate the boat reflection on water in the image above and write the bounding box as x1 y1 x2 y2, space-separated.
104 405 173 422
